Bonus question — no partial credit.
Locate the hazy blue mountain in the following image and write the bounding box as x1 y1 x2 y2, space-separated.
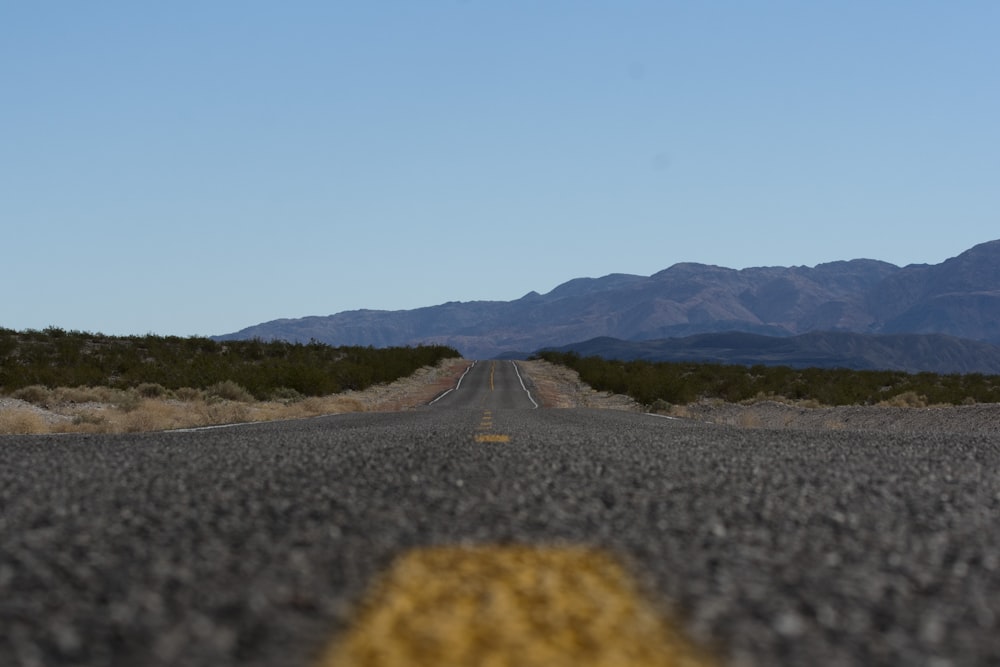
216 239 1000 370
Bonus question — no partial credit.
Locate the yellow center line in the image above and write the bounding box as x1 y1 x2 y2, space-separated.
320 545 718 667
474 408 509 443
474 434 511 443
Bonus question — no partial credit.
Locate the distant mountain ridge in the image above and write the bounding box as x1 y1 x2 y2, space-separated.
216 239 1000 371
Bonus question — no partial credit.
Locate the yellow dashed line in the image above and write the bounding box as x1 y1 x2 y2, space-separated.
474 408 509 444
320 545 716 667
474 434 511 443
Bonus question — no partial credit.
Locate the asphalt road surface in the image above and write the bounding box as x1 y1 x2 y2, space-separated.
2 360 999 666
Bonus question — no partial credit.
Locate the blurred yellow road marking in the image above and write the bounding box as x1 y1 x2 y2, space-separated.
475 409 508 443
320 545 716 667
474 434 511 443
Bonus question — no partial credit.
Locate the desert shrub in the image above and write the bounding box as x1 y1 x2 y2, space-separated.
206 380 255 403
0 408 48 434
113 390 142 413
878 391 928 408
174 387 203 402
135 382 168 398
648 399 671 414
73 411 108 426
12 385 52 406
196 401 251 425
270 387 304 403
120 401 180 433
53 385 108 403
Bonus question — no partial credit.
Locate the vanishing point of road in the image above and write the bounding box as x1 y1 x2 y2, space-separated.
2 360 999 666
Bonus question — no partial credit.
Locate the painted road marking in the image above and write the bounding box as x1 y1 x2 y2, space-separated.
320 545 716 667
428 361 477 405
474 434 511 443
475 409 510 444
511 360 539 408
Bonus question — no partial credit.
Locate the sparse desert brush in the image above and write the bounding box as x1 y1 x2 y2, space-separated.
113 390 143 413
195 400 251 426
135 382 168 399
52 385 109 403
270 387 304 403
174 387 203 402
12 385 52 406
648 399 671 414
119 400 183 433
206 380 255 403
0 408 48 434
878 391 929 408
72 410 109 428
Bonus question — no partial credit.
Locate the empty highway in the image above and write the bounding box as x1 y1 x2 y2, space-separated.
2 361 999 666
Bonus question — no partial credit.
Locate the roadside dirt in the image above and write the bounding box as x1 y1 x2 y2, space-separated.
664 398 1000 436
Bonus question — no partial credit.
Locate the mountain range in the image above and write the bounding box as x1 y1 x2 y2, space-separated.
217 239 1000 373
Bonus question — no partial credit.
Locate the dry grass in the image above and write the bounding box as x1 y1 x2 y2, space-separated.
0 396 368 435
877 391 929 408
0 408 48 434
0 358 473 436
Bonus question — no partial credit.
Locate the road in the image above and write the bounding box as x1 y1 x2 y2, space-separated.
2 360 999 666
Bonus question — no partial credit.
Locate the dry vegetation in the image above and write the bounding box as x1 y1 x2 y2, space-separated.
6 354 1000 437
0 358 472 436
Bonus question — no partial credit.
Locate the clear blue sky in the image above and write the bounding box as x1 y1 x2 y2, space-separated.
4 1 998 337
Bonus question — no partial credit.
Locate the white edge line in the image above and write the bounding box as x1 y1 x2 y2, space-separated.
511 360 539 409
428 361 477 405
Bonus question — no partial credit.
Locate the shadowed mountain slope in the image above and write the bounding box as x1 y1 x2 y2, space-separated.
217 240 1000 367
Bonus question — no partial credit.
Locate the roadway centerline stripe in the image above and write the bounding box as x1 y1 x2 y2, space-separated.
474 409 508 443
474 434 511 443
320 545 717 667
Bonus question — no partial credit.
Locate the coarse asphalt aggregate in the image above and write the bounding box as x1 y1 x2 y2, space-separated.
2 361 999 666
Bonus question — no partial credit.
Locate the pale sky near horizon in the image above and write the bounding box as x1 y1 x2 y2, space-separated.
4 1 998 337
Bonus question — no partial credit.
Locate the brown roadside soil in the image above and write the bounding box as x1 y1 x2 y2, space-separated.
2 357 999 436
